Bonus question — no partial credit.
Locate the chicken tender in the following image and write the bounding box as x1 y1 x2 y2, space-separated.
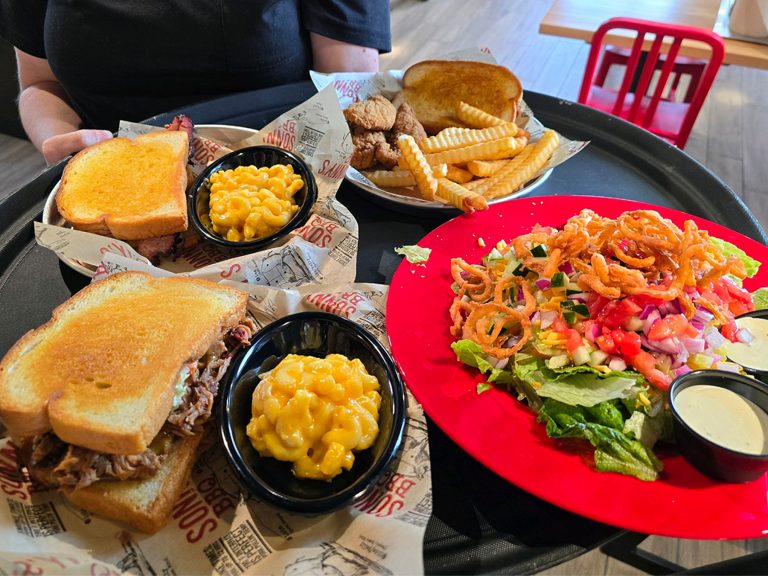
344 95 397 131
391 102 427 145
350 129 387 170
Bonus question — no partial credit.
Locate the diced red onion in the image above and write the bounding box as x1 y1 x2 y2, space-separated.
703 328 726 350
608 357 627 371
531 311 541 324
638 304 657 320
717 362 741 373
535 278 551 290
567 292 590 303
559 262 574 275
540 310 557 329
658 300 682 316
641 335 681 355
504 335 522 348
691 307 715 325
642 309 661 335
671 348 689 369
494 358 510 370
673 365 692 377
736 327 755 344
680 337 705 354
584 321 601 342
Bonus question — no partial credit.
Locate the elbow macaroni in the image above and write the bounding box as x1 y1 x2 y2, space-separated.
246 353 382 480
207 164 304 242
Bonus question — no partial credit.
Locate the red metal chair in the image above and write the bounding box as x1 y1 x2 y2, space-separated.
578 18 725 148
595 46 706 103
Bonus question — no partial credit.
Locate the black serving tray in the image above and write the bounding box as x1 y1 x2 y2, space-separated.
0 82 765 574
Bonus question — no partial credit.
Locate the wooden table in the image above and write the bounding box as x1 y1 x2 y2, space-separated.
540 0 768 69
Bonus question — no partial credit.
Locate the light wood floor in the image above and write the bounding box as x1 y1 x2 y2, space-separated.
383 0 768 574
0 2 766 572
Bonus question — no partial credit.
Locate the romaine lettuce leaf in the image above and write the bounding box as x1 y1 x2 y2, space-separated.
394 244 431 264
535 373 641 407
451 340 516 384
710 237 760 278
539 399 663 481
752 287 768 310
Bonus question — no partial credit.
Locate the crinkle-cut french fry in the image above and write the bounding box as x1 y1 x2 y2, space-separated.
436 178 488 213
363 169 416 188
396 134 438 199
467 158 511 177
483 130 559 200
470 145 535 195
445 164 474 184
423 136 527 166
433 163 449 178
420 123 520 153
456 101 511 128
464 178 489 191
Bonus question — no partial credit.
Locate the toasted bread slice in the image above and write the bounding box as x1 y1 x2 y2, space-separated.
397 60 523 134
56 131 189 240
66 432 203 534
0 272 248 453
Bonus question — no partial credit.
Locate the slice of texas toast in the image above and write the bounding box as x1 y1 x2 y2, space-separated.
0 272 247 454
65 432 203 534
56 131 189 240
397 60 523 134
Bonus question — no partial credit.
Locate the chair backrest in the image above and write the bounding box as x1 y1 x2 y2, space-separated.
578 17 725 148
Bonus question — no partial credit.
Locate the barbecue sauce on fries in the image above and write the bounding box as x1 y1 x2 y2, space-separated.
449 209 759 481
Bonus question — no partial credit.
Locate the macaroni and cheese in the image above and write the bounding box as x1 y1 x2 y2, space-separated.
207 163 303 242
246 353 382 480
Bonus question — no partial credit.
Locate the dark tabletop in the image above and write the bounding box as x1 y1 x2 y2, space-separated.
1 80 765 574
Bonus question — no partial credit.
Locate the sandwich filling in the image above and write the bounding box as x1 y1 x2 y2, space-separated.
19 317 257 491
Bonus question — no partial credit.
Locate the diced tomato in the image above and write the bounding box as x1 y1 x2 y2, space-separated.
587 295 610 318
595 297 643 330
616 330 642 359
721 318 738 342
596 328 641 359
707 278 755 317
647 314 696 340
552 317 583 352
631 350 672 391
564 328 583 352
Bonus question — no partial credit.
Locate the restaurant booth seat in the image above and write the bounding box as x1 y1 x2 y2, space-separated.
578 17 725 148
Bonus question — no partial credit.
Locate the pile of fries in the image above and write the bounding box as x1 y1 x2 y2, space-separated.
362 102 559 213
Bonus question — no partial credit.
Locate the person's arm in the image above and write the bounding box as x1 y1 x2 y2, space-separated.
309 33 380 73
16 49 111 164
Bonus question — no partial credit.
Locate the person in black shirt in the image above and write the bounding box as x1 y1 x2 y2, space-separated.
0 0 391 164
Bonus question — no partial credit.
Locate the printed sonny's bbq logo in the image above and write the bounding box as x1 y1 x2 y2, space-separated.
353 469 416 517
261 119 296 151
305 290 366 317
294 214 338 248
0 441 49 501
334 79 363 101
191 137 223 168
171 456 241 544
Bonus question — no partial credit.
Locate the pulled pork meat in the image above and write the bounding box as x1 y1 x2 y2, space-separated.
20 316 256 491
165 317 257 437
24 431 170 491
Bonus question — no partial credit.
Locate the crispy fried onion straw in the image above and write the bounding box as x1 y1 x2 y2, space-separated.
462 303 532 358
512 209 747 316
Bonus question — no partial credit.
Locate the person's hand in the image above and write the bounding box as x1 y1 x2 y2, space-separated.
41 129 113 165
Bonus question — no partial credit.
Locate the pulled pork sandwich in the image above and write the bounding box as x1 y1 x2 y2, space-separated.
0 271 254 533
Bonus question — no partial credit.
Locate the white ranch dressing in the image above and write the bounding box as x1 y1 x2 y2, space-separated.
724 317 768 372
674 384 768 455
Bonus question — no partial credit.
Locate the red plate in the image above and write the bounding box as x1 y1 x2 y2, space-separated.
386 195 768 539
